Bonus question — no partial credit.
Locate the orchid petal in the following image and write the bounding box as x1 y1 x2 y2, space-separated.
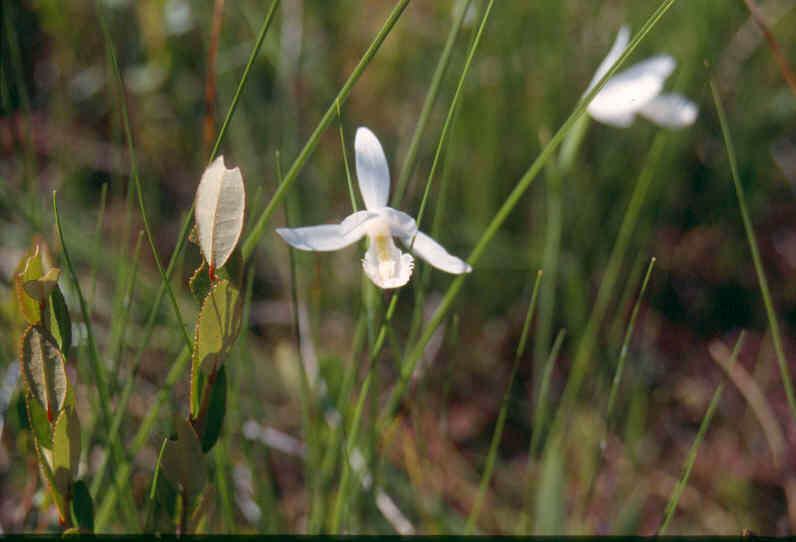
362 242 414 289
404 231 472 274
588 55 675 126
639 92 698 128
355 127 390 210
276 210 374 251
586 25 630 96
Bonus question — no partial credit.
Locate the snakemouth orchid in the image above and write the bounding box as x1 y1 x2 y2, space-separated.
586 26 698 129
276 127 472 289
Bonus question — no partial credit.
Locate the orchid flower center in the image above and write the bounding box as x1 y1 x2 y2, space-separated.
361 217 414 289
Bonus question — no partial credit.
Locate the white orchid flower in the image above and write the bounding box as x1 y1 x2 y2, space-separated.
586 26 698 128
276 127 472 289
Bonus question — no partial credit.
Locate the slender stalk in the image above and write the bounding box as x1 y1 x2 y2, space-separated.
97 2 192 351
583 257 656 508
54 192 139 528
94 345 191 530
546 131 668 448
241 0 411 262
88 182 109 315
466 270 542 533
210 0 280 162
711 79 796 422
337 100 359 213
392 0 473 206
605 257 656 423
413 0 495 236
658 332 745 534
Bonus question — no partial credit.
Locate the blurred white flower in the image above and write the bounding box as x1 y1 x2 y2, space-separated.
276 127 472 289
586 26 698 128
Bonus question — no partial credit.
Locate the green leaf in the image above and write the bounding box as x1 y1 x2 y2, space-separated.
15 247 44 325
70 480 94 533
191 280 242 415
52 405 81 498
49 284 72 357
20 325 68 423
534 444 565 535
160 417 207 498
34 437 68 525
189 262 212 306
25 391 52 448
200 365 226 453
17 391 30 431
23 267 61 303
194 156 246 277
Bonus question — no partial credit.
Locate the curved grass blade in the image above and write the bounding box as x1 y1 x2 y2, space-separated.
392 0 473 206
711 79 796 422
466 270 542 533
658 332 744 534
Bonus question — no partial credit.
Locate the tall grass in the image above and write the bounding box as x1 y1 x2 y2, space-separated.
1 0 794 535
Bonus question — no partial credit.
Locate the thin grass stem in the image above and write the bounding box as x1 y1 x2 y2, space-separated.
710 79 796 422
392 0 473 206
658 332 745 534
466 270 542 533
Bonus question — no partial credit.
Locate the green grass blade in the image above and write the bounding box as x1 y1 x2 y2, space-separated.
241 0 411 262
711 79 796 422
605 257 656 423
466 270 542 533
529 329 567 457
54 191 139 529
88 182 108 315
336 101 359 213
413 0 495 235
547 130 668 450
96 1 192 351
94 344 191 530
209 0 280 163
392 0 473 206
658 331 745 534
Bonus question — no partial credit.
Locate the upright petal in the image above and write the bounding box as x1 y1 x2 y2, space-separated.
586 25 630 96
639 92 698 128
403 231 472 274
588 55 675 127
276 210 375 251
355 127 391 210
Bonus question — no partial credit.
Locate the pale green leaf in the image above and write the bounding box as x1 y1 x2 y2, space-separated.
191 280 242 415
194 155 245 276
20 325 68 423
15 247 44 324
23 267 61 303
52 405 81 498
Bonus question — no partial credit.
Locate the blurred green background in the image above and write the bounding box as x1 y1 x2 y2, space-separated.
1 0 795 534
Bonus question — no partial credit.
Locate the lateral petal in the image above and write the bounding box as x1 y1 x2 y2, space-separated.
588 55 675 126
638 92 698 128
276 211 374 251
404 231 472 275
